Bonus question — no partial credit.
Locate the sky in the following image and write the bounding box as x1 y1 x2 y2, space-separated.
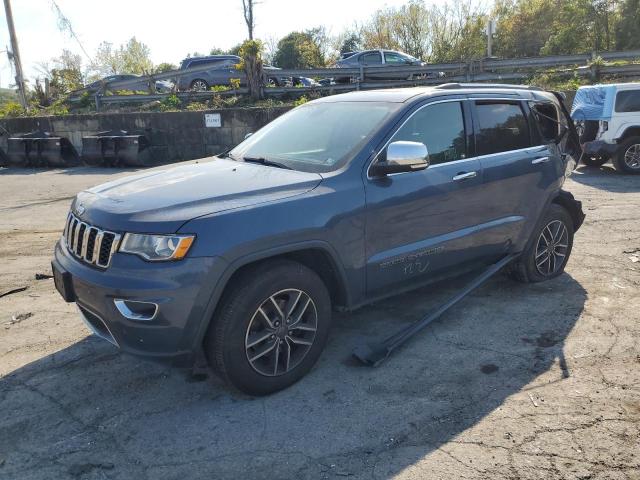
0 0 451 88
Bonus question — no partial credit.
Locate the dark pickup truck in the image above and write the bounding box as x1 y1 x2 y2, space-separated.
52 84 584 395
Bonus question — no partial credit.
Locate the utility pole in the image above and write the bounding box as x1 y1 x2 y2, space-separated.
486 19 497 58
3 0 28 110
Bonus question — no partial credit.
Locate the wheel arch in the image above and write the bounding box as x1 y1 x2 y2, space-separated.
192 241 351 351
617 126 640 142
551 189 585 232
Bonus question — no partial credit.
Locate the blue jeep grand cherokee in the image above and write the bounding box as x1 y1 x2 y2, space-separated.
53 85 584 395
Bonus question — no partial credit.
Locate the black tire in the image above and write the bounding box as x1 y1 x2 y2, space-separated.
510 204 574 283
205 260 332 396
612 136 640 174
582 156 608 167
190 79 209 92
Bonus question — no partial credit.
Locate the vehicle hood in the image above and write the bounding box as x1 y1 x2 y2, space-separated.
74 158 322 233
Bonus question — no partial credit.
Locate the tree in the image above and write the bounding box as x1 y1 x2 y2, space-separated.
337 32 361 55
155 62 177 73
242 0 257 39
616 0 640 49
238 39 264 100
91 37 153 78
273 32 325 68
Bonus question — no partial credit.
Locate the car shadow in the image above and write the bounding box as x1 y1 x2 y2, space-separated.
0 272 586 479
571 164 640 192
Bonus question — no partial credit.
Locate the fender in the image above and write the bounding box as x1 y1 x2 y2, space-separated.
615 124 640 142
189 240 352 352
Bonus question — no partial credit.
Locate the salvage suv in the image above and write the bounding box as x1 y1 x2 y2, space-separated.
52 84 584 395
572 83 640 174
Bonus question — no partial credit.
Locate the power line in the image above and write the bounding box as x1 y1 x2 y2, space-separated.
50 0 93 64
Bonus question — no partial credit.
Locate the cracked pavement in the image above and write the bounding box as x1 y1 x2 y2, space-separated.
0 165 639 479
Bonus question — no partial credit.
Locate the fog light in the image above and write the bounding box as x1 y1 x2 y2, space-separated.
114 299 158 321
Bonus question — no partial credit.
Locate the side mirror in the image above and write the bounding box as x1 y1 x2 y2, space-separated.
244 132 253 140
370 141 430 176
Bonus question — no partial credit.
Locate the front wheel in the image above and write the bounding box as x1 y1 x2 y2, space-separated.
613 136 640 174
510 204 574 283
205 260 332 396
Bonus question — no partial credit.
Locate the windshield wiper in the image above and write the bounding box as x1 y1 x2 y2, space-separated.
242 156 292 170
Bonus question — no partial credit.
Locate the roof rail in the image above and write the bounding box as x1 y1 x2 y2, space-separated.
435 83 544 92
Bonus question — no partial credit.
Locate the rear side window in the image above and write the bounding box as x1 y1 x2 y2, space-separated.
475 102 530 155
390 102 467 165
359 52 382 65
615 90 640 112
531 102 560 143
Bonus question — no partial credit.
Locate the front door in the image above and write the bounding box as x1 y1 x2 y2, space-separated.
364 100 489 297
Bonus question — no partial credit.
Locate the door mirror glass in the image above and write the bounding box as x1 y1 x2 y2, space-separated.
371 141 429 176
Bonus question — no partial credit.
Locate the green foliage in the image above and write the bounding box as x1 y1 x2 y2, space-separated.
186 102 208 111
155 62 177 73
616 0 640 49
91 37 154 77
0 101 25 118
339 33 361 54
0 88 19 106
293 95 308 106
210 85 231 92
273 32 324 68
159 94 181 111
229 78 242 90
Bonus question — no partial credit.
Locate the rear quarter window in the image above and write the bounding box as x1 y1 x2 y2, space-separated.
615 90 640 112
475 102 531 155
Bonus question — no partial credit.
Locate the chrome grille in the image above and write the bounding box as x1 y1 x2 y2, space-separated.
63 212 121 268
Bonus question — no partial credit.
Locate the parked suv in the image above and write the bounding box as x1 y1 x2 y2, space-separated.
571 83 640 174
52 84 584 395
176 55 288 91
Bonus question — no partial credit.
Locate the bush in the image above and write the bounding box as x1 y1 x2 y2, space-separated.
293 95 308 107
159 94 181 111
0 101 25 118
210 85 230 92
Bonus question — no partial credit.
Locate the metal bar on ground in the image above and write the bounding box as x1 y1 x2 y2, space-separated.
352 254 518 367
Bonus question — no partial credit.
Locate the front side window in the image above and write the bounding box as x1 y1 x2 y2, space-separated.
359 52 382 65
384 52 410 64
229 102 399 173
475 102 531 155
615 90 640 112
389 102 467 165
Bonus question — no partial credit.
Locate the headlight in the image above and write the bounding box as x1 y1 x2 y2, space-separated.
119 233 195 261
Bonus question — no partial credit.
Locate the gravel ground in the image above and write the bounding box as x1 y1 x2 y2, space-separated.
0 164 638 480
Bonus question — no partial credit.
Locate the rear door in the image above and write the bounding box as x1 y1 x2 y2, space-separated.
470 99 560 252
364 99 488 297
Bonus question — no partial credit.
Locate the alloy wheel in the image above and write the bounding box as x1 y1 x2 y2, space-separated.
191 80 208 92
623 144 640 170
535 220 569 276
244 289 318 377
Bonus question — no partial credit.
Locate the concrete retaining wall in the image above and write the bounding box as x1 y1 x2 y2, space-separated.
0 106 292 164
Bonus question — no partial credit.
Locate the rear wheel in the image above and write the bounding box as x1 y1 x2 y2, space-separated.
510 204 574 283
205 260 332 396
613 136 640 174
190 79 209 92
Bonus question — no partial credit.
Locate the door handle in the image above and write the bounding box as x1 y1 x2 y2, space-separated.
452 171 477 181
532 156 550 164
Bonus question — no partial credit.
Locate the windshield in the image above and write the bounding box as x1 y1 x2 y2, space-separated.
228 101 399 173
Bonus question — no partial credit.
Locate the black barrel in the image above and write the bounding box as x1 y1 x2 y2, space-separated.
82 130 153 167
6 130 80 168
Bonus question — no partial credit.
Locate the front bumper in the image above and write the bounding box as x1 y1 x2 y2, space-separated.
582 140 618 158
53 240 228 365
